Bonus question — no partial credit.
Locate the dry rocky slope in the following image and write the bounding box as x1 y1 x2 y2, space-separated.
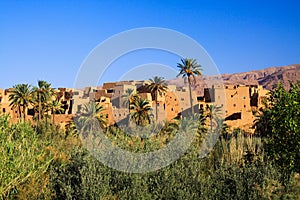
167 64 300 95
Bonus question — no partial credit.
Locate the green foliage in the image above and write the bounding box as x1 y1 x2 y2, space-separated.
255 82 300 174
0 114 79 199
32 80 55 122
9 83 33 121
130 96 153 126
77 101 107 132
48 129 299 200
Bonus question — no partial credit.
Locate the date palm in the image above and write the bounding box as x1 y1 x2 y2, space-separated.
122 88 136 112
48 99 64 125
177 58 202 115
146 76 168 122
79 101 107 133
206 104 221 132
130 96 153 126
33 80 54 122
9 84 33 122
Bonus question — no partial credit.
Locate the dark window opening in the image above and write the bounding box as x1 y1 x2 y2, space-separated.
27 108 34 116
225 112 241 121
107 89 114 93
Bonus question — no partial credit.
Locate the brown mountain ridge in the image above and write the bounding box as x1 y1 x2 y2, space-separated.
167 64 300 95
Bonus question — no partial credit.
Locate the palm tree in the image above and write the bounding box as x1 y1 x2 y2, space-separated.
146 76 168 122
206 104 221 132
48 99 64 125
9 84 33 122
177 58 202 115
33 80 54 122
79 101 107 132
130 96 153 126
121 88 136 112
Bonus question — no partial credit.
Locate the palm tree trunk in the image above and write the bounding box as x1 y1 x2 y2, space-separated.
155 90 158 122
18 106 22 121
23 106 26 122
52 109 55 125
188 76 194 115
210 115 213 132
38 92 41 122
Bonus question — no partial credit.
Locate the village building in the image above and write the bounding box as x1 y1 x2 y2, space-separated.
0 81 269 130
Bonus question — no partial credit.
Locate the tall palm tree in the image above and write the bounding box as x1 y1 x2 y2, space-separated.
48 99 64 125
206 104 221 132
79 101 107 132
130 96 153 126
146 76 168 122
9 84 33 122
33 80 54 122
177 58 202 115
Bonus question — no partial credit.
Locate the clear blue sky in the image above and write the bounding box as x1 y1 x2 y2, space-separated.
1 0 299 88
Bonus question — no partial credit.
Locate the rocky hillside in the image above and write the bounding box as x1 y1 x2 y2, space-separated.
167 64 300 95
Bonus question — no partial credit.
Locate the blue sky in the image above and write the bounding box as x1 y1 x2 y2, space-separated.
0 0 299 88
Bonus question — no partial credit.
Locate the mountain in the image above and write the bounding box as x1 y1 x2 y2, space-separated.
167 64 300 95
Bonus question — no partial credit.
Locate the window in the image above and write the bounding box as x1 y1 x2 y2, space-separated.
181 98 185 101
2 108 5 113
233 104 236 107
244 105 246 108
171 108 174 111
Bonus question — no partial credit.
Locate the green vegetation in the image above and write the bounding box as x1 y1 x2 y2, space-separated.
9 83 33 122
255 82 300 177
130 96 153 126
0 60 299 199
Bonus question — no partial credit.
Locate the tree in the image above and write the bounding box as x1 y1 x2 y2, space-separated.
177 58 202 115
130 96 153 126
79 101 107 132
33 80 54 122
122 88 136 112
205 104 222 132
48 99 64 125
9 84 33 122
146 76 168 122
255 82 300 175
